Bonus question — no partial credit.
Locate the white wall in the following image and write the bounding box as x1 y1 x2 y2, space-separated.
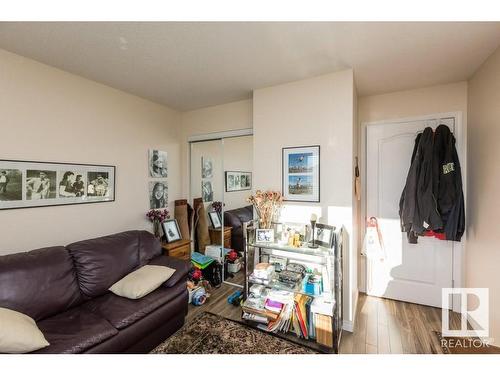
253 70 357 327
0 49 182 254
467 46 500 344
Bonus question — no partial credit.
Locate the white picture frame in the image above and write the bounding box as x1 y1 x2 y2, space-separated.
256 228 275 243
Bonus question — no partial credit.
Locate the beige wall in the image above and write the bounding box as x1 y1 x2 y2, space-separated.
253 70 358 326
467 46 500 343
0 49 182 254
222 135 253 211
359 81 468 124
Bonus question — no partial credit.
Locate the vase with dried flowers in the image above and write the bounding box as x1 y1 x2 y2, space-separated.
146 208 170 239
247 190 283 229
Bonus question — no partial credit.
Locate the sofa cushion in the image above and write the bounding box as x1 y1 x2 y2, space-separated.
0 246 82 321
33 306 118 354
82 280 187 329
0 307 49 353
84 290 188 353
138 230 162 265
109 265 176 300
67 231 141 298
147 256 190 288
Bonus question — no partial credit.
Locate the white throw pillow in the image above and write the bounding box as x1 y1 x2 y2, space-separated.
109 265 176 299
0 307 50 353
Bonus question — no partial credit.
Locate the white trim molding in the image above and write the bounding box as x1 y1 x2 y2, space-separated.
187 128 253 143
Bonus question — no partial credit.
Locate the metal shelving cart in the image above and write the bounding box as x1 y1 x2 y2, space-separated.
242 221 343 353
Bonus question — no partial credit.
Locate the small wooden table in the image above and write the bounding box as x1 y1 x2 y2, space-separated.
208 226 232 249
162 239 191 261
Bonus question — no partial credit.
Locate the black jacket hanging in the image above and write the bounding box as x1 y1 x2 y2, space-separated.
399 124 464 243
399 127 442 243
432 124 465 241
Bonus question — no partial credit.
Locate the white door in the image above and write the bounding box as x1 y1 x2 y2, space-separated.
365 117 455 308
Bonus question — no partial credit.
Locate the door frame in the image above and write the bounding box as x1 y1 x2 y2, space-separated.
360 112 466 313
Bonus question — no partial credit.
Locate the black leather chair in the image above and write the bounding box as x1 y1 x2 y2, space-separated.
223 205 253 253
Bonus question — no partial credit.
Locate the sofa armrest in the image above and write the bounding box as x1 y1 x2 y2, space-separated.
148 255 190 288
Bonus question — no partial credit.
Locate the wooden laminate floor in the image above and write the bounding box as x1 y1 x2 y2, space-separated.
186 276 459 354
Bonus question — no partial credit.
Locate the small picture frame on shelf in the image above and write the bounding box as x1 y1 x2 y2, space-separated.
256 228 274 243
162 219 182 243
208 211 222 229
313 223 335 248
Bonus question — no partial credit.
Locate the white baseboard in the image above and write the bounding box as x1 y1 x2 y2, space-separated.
343 320 354 332
342 291 359 333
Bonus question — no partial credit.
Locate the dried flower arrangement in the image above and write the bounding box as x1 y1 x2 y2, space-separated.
247 190 283 229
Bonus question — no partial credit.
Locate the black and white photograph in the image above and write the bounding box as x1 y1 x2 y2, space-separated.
208 211 222 229
225 171 252 192
26 170 57 200
149 149 168 178
314 223 335 248
0 169 22 202
282 145 320 202
227 174 235 190
58 171 85 198
256 228 275 243
162 219 181 243
87 172 110 197
202 180 213 202
149 181 168 209
1 160 115 210
201 156 213 178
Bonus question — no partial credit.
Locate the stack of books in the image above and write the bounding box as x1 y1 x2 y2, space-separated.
191 252 214 269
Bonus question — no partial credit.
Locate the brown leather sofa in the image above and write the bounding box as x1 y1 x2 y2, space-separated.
223 205 253 253
0 230 189 354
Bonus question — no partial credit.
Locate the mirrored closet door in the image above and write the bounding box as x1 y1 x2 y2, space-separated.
189 133 253 288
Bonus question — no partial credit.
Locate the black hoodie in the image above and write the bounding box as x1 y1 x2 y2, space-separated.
399 124 464 243
432 124 465 242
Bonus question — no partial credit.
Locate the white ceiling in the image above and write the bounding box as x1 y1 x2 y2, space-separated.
1 22 499 111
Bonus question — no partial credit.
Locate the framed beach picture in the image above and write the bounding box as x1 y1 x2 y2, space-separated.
0 159 115 210
282 145 320 202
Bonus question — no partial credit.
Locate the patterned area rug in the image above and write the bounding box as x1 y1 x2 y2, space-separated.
151 312 319 354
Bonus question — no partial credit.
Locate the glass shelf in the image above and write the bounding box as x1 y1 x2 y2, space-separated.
248 276 335 302
247 240 334 257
